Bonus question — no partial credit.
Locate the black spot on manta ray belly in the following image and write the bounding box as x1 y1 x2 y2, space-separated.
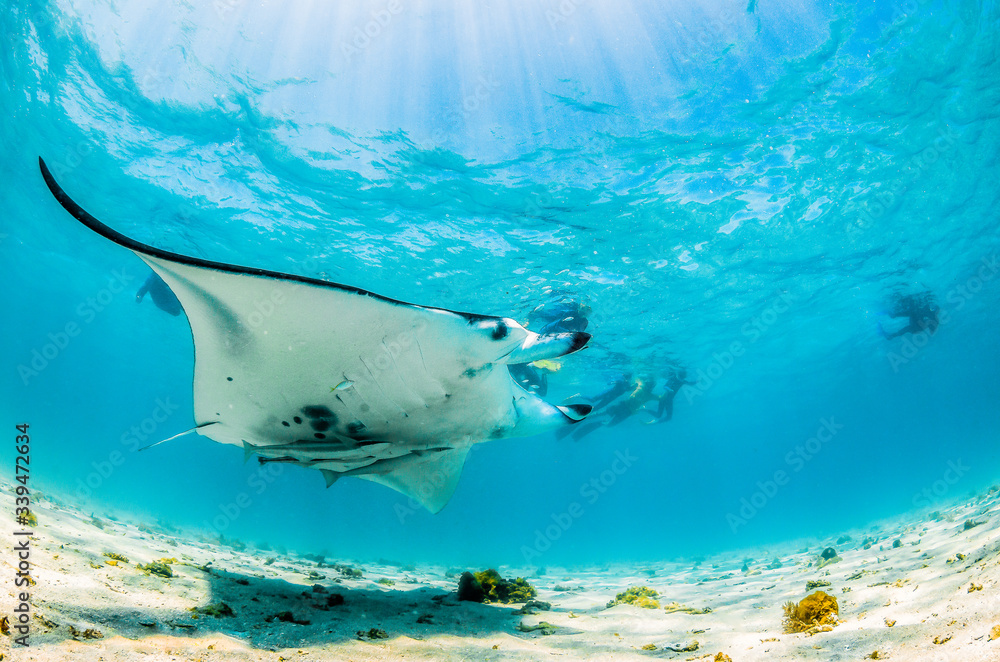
301 405 337 432
302 405 335 419
293 416 302 424
226 377 233 381
491 321 509 340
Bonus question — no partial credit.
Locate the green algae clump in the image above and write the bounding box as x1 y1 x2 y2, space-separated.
476 569 537 603
192 602 234 618
517 621 560 635
607 586 660 609
457 569 537 603
138 561 173 578
338 565 363 579
783 591 839 633
663 601 712 614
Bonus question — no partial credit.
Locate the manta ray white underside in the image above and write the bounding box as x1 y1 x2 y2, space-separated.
39 158 592 513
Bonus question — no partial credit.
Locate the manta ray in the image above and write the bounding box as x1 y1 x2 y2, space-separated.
39 158 592 512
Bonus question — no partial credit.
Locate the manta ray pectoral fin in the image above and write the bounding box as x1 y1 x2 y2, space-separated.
505 331 590 365
320 470 340 488
138 422 220 451
357 447 471 514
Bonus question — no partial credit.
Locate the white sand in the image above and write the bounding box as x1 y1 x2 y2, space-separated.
2 481 999 661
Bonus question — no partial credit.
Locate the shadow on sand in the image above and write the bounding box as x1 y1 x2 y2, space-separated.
35 562 550 650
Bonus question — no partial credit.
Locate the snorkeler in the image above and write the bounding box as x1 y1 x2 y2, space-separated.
560 365 690 441
511 292 592 395
602 372 677 427
879 291 939 339
527 291 591 335
136 272 182 316
555 370 633 442
644 367 693 424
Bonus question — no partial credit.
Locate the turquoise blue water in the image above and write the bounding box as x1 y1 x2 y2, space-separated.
3 0 1000 567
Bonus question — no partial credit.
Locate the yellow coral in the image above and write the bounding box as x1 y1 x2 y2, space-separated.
782 591 839 634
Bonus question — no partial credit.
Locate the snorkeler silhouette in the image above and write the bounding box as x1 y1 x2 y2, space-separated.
646 366 693 423
559 364 691 442
555 370 632 442
527 291 591 335
510 292 591 395
879 291 939 340
136 272 182 316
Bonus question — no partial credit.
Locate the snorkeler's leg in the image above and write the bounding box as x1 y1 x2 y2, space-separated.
604 407 631 427
883 321 920 340
554 425 576 440
590 381 630 411
570 421 602 441
659 397 674 422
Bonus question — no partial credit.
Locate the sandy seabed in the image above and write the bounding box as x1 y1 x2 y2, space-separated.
2 480 1000 662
